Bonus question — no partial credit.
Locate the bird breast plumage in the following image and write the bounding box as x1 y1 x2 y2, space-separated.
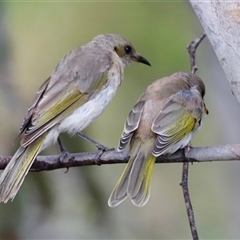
41 66 123 150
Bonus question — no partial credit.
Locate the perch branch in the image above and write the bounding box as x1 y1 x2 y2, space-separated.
0 144 239 171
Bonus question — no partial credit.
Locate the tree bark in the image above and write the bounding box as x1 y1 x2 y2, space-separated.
189 1 240 106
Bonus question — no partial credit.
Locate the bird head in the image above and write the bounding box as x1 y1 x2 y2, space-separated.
93 34 151 67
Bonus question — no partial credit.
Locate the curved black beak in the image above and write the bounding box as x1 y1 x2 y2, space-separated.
137 55 151 66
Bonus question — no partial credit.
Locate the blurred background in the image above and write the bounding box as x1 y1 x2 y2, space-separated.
1 2 240 239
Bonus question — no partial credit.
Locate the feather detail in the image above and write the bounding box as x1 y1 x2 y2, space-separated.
108 140 142 207
118 100 144 151
129 153 156 207
109 139 156 207
0 132 48 203
151 88 203 156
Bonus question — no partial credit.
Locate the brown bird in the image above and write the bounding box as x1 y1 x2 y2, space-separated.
108 72 208 207
0 34 150 203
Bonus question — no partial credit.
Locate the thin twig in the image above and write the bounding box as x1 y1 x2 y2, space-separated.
181 33 206 240
181 160 199 240
187 33 206 74
180 163 199 239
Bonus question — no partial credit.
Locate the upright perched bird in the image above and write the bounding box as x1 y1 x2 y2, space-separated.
0 34 150 203
108 72 208 207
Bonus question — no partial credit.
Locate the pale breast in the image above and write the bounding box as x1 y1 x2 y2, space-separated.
43 53 124 147
58 68 122 134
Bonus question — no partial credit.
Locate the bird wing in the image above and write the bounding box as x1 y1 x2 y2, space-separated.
19 77 51 134
20 50 111 147
151 89 202 156
118 100 145 151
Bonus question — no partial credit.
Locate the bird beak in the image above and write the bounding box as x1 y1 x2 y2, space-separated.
135 55 151 66
204 103 209 115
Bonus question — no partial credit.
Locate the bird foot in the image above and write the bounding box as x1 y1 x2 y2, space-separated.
59 149 71 163
57 137 71 168
184 145 192 159
183 144 197 164
94 146 115 166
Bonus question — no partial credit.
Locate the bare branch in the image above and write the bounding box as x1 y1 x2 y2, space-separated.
187 33 206 74
0 144 239 171
180 163 199 240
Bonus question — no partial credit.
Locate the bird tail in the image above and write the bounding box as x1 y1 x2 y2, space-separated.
108 139 156 207
0 133 47 203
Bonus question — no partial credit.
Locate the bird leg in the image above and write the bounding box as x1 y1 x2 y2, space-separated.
77 132 114 166
57 137 71 164
76 132 113 151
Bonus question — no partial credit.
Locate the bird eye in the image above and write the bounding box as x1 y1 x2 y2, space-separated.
124 45 132 55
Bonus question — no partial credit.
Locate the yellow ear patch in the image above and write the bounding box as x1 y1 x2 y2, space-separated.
114 46 125 58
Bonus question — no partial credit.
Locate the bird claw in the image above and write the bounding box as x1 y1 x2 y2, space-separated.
97 145 115 152
184 144 195 164
59 149 70 163
94 151 102 166
184 145 191 159
94 146 115 166
57 137 71 172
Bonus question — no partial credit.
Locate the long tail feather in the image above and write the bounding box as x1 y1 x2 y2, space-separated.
108 139 156 207
129 154 156 206
0 134 47 203
108 157 135 207
108 141 142 207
